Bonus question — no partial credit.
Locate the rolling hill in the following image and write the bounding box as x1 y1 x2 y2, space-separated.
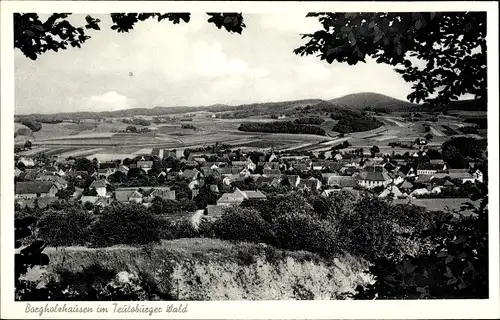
329 92 418 112
15 92 486 121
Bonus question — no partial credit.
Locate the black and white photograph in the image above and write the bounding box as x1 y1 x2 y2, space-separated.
1 1 499 319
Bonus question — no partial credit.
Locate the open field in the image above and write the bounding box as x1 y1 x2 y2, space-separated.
19 110 485 160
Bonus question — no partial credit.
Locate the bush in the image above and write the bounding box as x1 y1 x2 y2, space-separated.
90 204 164 247
272 212 338 257
212 207 275 244
37 209 94 247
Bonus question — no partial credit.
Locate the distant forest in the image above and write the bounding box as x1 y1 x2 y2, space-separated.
14 94 486 122
238 121 327 136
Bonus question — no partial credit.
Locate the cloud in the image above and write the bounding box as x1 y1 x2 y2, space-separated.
80 91 135 112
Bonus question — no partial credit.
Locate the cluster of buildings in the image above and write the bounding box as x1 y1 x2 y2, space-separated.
14 146 484 219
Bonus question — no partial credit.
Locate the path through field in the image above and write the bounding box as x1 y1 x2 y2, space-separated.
429 125 446 137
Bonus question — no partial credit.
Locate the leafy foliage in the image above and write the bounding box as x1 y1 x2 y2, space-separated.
211 207 276 244
14 12 245 60
295 12 486 106
37 209 94 247
441 137 487 168
90 203 165 247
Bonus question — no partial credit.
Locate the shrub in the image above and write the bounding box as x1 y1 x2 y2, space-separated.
272 212 338 257
90 204 164 247
37 209 94 247
169 218 199 239
212 207 275 244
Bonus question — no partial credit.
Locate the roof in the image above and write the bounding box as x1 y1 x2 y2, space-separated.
430 159 445 164
358 171 391 182
399 181 414 189
242 190 267 199
416 174 433 183
114 188 141 202
15 181 56 194
206 204 227 217
80 196 99 204
363 165 386 173
16 197 58 209
90 179 107 188
150 188 175 199
417 163 443 170
293 163 309 171
298 179 320 190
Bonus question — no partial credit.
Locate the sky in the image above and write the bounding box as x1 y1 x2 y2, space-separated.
15 13 416 115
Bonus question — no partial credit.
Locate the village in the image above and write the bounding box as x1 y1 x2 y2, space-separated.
14 134 485 225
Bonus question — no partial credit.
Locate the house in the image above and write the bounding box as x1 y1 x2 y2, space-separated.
409 188 430 198
297 178 322 191
259 162 281 170
356 165 391 189
434 169 476 184
19 157 35 167
333 153 343 161
389 172 405 185
90 179 108 197
80 196 109 208
15 181 58 199
232 160 256 171
14 168 23 177
263 168 281 176
322 174 356 189
97 167 116 178
194 157 207 165
416 174 433 184
292 163 310 172
268 152 278 162
378 185 405 199
217 188 267 206
114 188 143 204
285 175 301 188
239 168 252 176
255 176 276 188
209 184 220 193
72 187 84 199
399 180 414 191
148 187 176 201
205 204 227 218
311 162 326 171
16 197 59 209
36 175 68 190
416 163 447 175
22 169 39 181
180 168 201 180
339 165 359 176
472 169 484 183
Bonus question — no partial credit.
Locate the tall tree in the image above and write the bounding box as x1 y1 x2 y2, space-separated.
294 12 486 106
